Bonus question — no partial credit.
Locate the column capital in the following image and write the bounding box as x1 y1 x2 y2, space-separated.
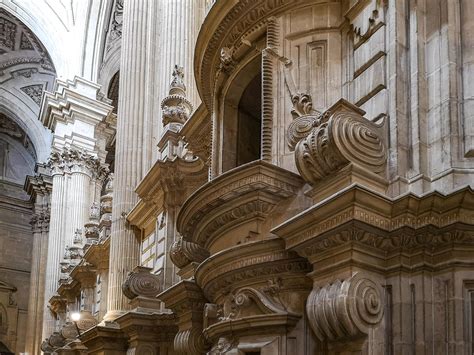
47 148 109 178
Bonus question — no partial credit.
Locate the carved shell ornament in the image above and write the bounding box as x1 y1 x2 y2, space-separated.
287 96 387 185
306 272 384 342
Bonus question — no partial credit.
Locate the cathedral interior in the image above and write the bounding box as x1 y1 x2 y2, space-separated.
0 0 473 354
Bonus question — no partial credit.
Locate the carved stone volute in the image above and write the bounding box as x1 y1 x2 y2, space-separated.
122 266 161 299
170 235 210 269
288 98 387 185
306 272 384 342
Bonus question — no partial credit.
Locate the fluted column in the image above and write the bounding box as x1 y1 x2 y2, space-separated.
42 164 67 338
25 210 49 355
155 0 206 134
104 0 150 321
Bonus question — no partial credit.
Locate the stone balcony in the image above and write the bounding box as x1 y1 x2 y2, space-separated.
176 160 303 254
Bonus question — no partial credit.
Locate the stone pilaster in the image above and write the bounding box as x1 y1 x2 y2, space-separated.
39 77 115 341
24 165 52 355
104 0 150 322
42 160 67 339
155 0 206 140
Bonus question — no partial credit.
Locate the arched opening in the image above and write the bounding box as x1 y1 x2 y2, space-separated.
107 71 120 114
236 74 262 166
104 71 119 174
222 55 262 172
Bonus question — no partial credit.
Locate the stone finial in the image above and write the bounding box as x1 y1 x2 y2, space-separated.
161 65 193 126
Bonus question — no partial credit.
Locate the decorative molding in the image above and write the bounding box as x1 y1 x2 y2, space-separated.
273 185 474 250
177 160 303 249
105 0 123 52
306 272 384 342
261 16 279 162
196 239 312 301
20 84 44 106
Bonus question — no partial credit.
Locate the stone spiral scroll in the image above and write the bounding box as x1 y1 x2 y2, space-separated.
174 328 209 355
306 272 384 342
122 266 162 299
170 235 210 269
287 98 387 185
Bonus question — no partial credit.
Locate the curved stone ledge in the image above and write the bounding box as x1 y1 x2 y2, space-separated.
204 313 301 343
177 160 303 253
195 238 311 303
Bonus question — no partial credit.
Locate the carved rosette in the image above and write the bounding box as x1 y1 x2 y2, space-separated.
122 266 161 299
287 98 387 185
306 272 384 342
170 235 210 269
161 65 193 125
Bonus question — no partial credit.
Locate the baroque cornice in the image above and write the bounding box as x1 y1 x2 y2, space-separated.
128 155 207 230
195 238 311 301
272 185 474 250
177 160 303 250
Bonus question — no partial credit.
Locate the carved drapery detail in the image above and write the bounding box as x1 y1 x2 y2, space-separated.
170 235 210 269
306 272 384 342
122 266 161 299
161 65 193 126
